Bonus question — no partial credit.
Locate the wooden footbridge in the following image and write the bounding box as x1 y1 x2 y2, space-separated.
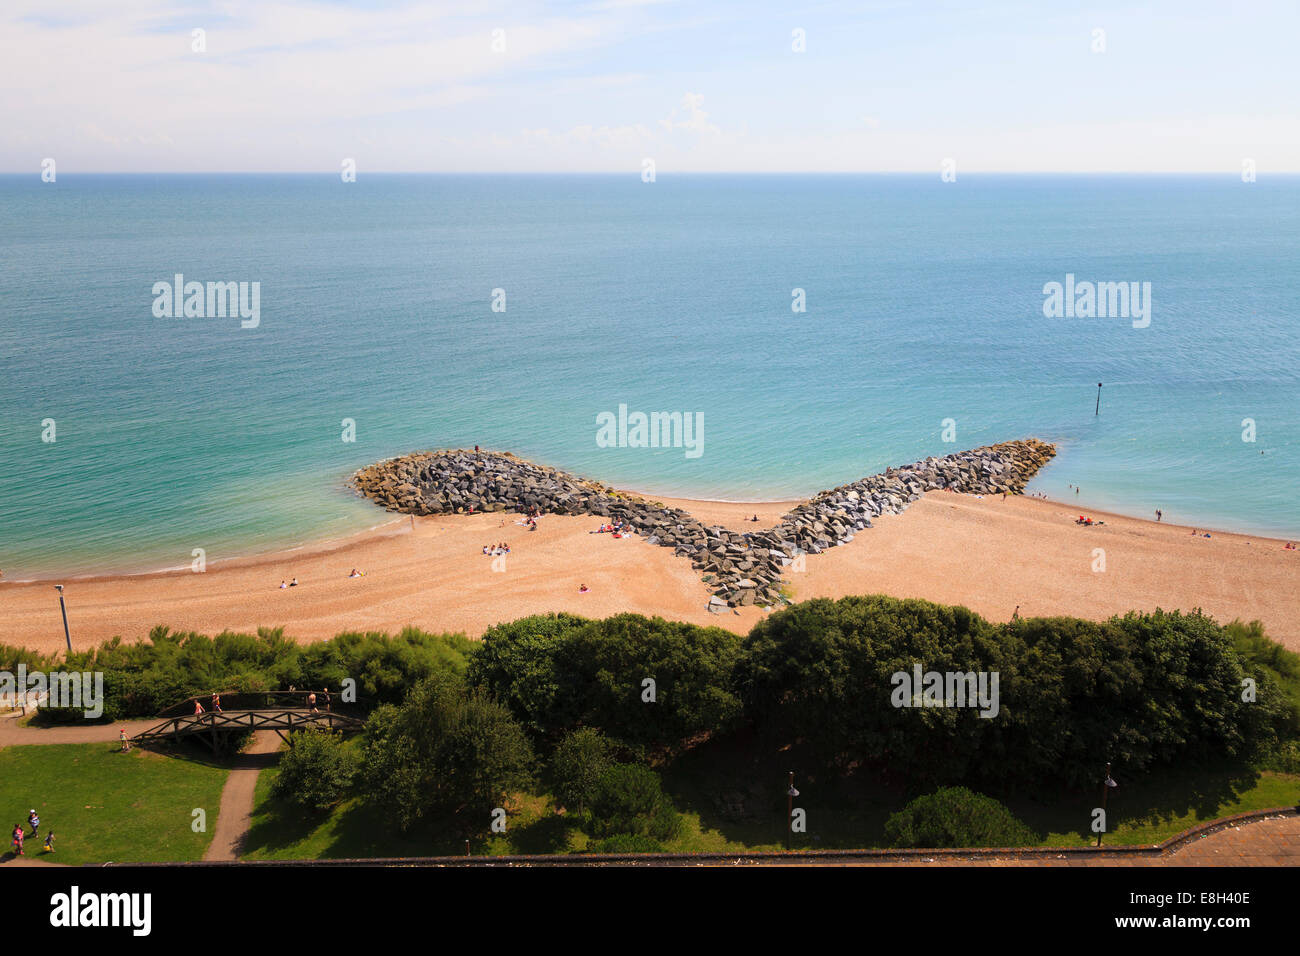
133 690 365 754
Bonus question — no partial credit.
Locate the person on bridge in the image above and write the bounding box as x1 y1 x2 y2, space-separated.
212 693 222 713
323 688 331 712
194 700 205 715
308 692 318 714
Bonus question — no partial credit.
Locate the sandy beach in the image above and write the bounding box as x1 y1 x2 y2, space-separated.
1 493 1297 654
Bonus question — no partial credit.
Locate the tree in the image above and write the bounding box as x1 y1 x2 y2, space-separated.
554 614 745 753
467 613 589 740
549 727 614 813
358 671 533 830
270 730 357 813
587 763 682 842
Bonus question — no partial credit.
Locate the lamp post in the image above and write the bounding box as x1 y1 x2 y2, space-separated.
54 585 71 652
785 772 799 851
1098 762 1118 847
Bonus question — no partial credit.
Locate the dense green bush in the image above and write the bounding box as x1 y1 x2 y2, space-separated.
469 612 744 754
884 787 1036 848
587 763 683 842
553 614 744 753
358 671 534 831
467 613 589 739
45 625 471 719
586 833 665 854
548 727 615 814
737 595 1005 783
298 627 474 706
738 596 1294 790
270 730 357 813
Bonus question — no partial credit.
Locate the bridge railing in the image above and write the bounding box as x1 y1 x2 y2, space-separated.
156 689 365 718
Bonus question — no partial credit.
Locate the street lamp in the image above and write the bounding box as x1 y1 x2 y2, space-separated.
54 585 71 653
1098 762 1118 847
786 771 800 851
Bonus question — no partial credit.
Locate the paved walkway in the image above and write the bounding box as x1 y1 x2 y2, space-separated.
0 714 156 747
202 731 283 861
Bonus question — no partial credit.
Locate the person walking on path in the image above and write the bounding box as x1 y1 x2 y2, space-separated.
120 728 131 753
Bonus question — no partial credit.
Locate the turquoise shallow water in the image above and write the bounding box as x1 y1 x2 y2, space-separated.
0 173 1297 578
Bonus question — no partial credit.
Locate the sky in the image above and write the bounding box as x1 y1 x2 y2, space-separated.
1 0 1297 173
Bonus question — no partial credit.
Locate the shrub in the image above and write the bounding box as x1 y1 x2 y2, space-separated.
358 671 534 830
467 613 589 740
548 727 614 814
587 763 683 842
586 833 665 854
554 614 745 753
270 730 357 814
884 787 1037 848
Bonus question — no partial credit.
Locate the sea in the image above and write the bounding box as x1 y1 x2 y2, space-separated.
1 173 1297 578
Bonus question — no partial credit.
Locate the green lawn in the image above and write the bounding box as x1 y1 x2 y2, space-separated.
0 744 229 864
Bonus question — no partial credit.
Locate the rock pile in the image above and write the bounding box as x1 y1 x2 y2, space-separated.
352 439 1056 610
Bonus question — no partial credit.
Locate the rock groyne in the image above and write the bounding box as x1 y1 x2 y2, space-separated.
352 439 1056 609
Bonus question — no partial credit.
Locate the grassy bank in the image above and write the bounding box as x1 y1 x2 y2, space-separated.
0 743 228 864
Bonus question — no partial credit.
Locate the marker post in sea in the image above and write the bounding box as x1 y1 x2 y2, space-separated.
1095 382 1102 416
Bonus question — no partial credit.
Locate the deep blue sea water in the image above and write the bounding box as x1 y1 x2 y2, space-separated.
1 173 1297 578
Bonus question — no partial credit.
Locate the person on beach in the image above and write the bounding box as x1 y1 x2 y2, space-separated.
290 577 299 586
1156 509 1162 522
578 584 589 593
42 832 54 854
1012 605 1020 621
279 580 288 589
28 810 39 835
